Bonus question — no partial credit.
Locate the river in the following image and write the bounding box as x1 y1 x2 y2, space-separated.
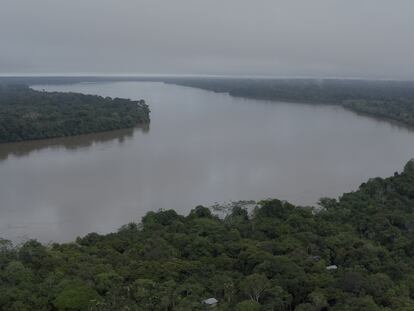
1 81 414 242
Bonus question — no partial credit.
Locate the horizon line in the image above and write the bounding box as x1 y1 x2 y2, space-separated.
0 73 413 82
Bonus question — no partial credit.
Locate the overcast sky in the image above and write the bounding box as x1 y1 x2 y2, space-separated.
1 0 414 79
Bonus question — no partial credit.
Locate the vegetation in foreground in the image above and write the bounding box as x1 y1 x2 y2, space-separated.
0 84 150 143
1 161 414 310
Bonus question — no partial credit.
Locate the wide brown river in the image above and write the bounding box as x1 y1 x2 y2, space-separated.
1 81 414 242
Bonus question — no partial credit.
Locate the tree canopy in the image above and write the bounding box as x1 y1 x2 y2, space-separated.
1 160 414 310
0 84 150 143
169 78 414 128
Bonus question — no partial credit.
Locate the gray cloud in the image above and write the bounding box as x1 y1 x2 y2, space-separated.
1 0 414 79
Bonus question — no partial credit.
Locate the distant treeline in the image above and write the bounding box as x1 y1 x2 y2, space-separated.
2 160 414 310
1 76 414 127
167 78 414 127
0 84 150 143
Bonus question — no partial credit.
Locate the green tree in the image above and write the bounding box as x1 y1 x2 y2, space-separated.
235 300 261 311
239 273 270 303
53 281 100 311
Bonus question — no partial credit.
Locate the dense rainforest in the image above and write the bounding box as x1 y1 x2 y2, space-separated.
2 160 414 310
0 84 150 143
1 76 414 128
166 78 414 128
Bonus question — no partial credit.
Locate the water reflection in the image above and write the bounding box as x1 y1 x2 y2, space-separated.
0 125 149 161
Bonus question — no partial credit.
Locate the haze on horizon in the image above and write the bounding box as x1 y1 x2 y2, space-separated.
1 0 414 80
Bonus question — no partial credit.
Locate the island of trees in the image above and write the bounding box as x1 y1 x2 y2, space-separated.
1 160 414 310
0 84 150 143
